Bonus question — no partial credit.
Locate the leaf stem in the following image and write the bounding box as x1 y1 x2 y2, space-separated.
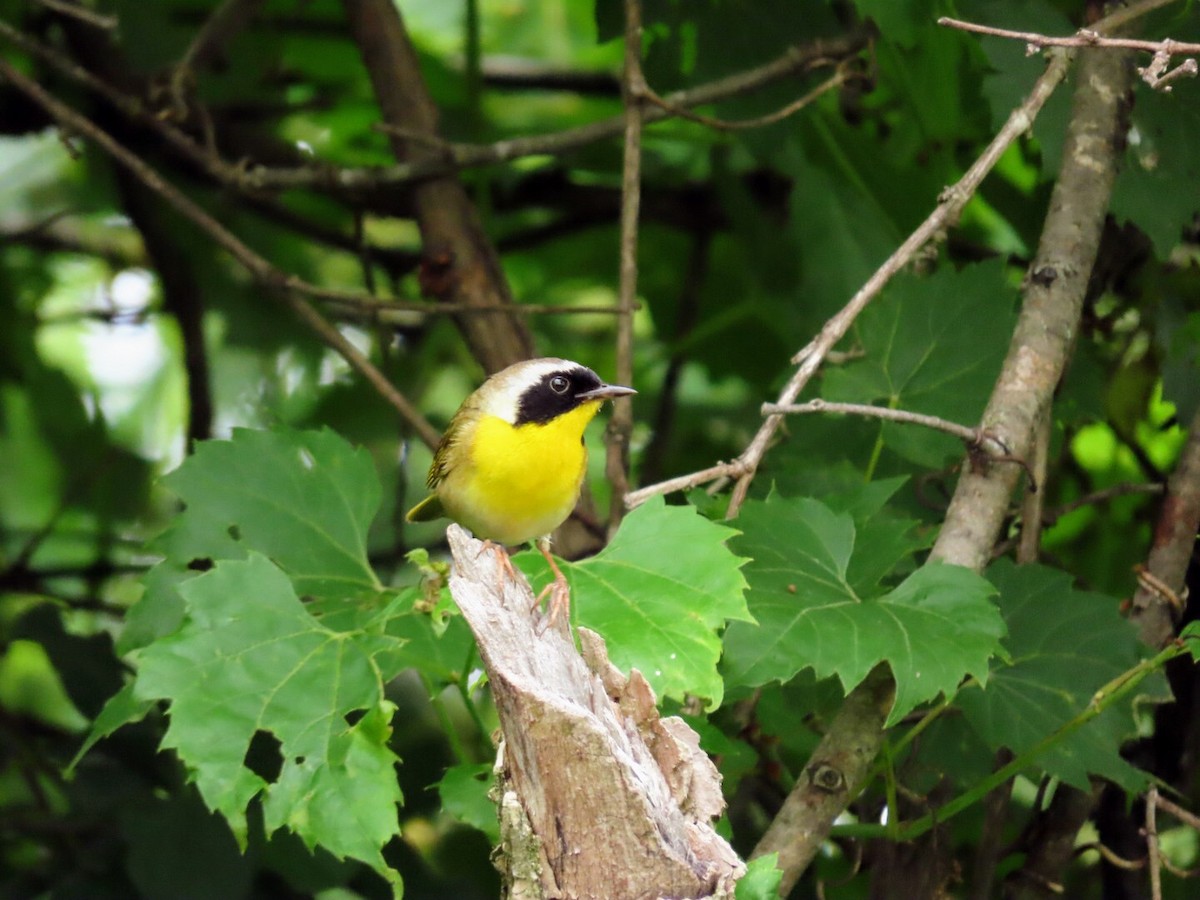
833 645 1184 841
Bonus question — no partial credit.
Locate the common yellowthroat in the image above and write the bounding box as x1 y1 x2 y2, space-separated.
406 358 636 623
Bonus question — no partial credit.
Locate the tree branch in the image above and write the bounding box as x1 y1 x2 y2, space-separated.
0 56 442 450
235 31 868 192
626 44 1073 512
939 13 1199 91
341 0 534 374
604 0 643 536
930 43 1132 570
762 399 1011 455
748 11 1138 891
1130 407 1200 647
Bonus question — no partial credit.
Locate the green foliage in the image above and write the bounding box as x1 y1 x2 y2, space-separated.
823 260 1017 467
957 560 1159 790
724 494 1004 724
520 497 752 707
3 0 1198 895
735 853 783 900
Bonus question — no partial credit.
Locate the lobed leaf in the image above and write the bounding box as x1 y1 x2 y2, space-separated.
822 260 1016 468
133 553 405 872
723 495 1004 724
520 497 751 709
956 560 1157 790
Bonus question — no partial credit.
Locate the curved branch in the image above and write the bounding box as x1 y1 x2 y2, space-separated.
626 45 1074 512
1130 407 1200 647
236 30 869 192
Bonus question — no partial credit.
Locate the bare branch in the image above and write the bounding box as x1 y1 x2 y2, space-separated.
235 31 868 192
1148 786 1164 900
939 6 1199 91
605 0 643 537
627 44 1074 512
641 64 852 132
1130 407 1200 647
930 40 1133 570
341 0 534 374
762 399 1012 455
35 0 117 30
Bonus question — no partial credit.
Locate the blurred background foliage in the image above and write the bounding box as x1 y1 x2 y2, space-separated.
1 0 1199 897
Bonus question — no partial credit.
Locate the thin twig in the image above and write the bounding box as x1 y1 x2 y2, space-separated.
640 65 851 132
168 0 269 118
939 10 1199 91
1075 841 1147 870
762 399 1011 455
234 31 868 191
1152 791 1200 831
1147 786 1163 900
605 0 644 536
35 0 117 29
626 45 1073 512
0 56 441 450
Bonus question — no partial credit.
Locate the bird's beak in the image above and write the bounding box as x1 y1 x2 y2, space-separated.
577 384 637 401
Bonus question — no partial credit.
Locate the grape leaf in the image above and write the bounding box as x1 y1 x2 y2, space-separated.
822 260 1017 468
133 553 405 876
956 560 1156 790
723 495 1004 724
519 497 751 709
160 427 382 597
121 427 383 653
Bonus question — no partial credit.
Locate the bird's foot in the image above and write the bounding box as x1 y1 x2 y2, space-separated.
534 573 571 635
477 539 519 592
532 538 571 635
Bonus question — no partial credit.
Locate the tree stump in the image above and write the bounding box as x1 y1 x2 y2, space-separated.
446 525 743 900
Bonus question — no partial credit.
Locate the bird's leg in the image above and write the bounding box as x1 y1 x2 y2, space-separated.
533 537 571 633
477 539 519 591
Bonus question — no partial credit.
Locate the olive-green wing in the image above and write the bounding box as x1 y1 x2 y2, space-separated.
405 400 477 524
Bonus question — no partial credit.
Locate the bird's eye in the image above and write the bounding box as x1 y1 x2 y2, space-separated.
549 375 570 394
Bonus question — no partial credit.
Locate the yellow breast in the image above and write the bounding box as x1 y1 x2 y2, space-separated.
437 401 601 545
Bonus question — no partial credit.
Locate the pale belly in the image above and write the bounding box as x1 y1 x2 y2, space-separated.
437 411 594 545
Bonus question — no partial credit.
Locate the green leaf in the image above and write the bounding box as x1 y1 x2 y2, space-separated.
158 427 382 598
847 0 935 47
723 495 1004 724
69 682 155 773
736 853 783 900
519 497 751 709
122 427 384 653
437 762 499 843
822 260 1017 467
1113 84 1200 256
1183 621 1200 662
956 560 1155 790
133 553 405 873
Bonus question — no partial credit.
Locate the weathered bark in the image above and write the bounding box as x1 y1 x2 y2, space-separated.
341 0 534 374
1129 407 1200 647
447 525 743 900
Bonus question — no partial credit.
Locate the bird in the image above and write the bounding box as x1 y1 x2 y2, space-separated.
406 357 636 627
